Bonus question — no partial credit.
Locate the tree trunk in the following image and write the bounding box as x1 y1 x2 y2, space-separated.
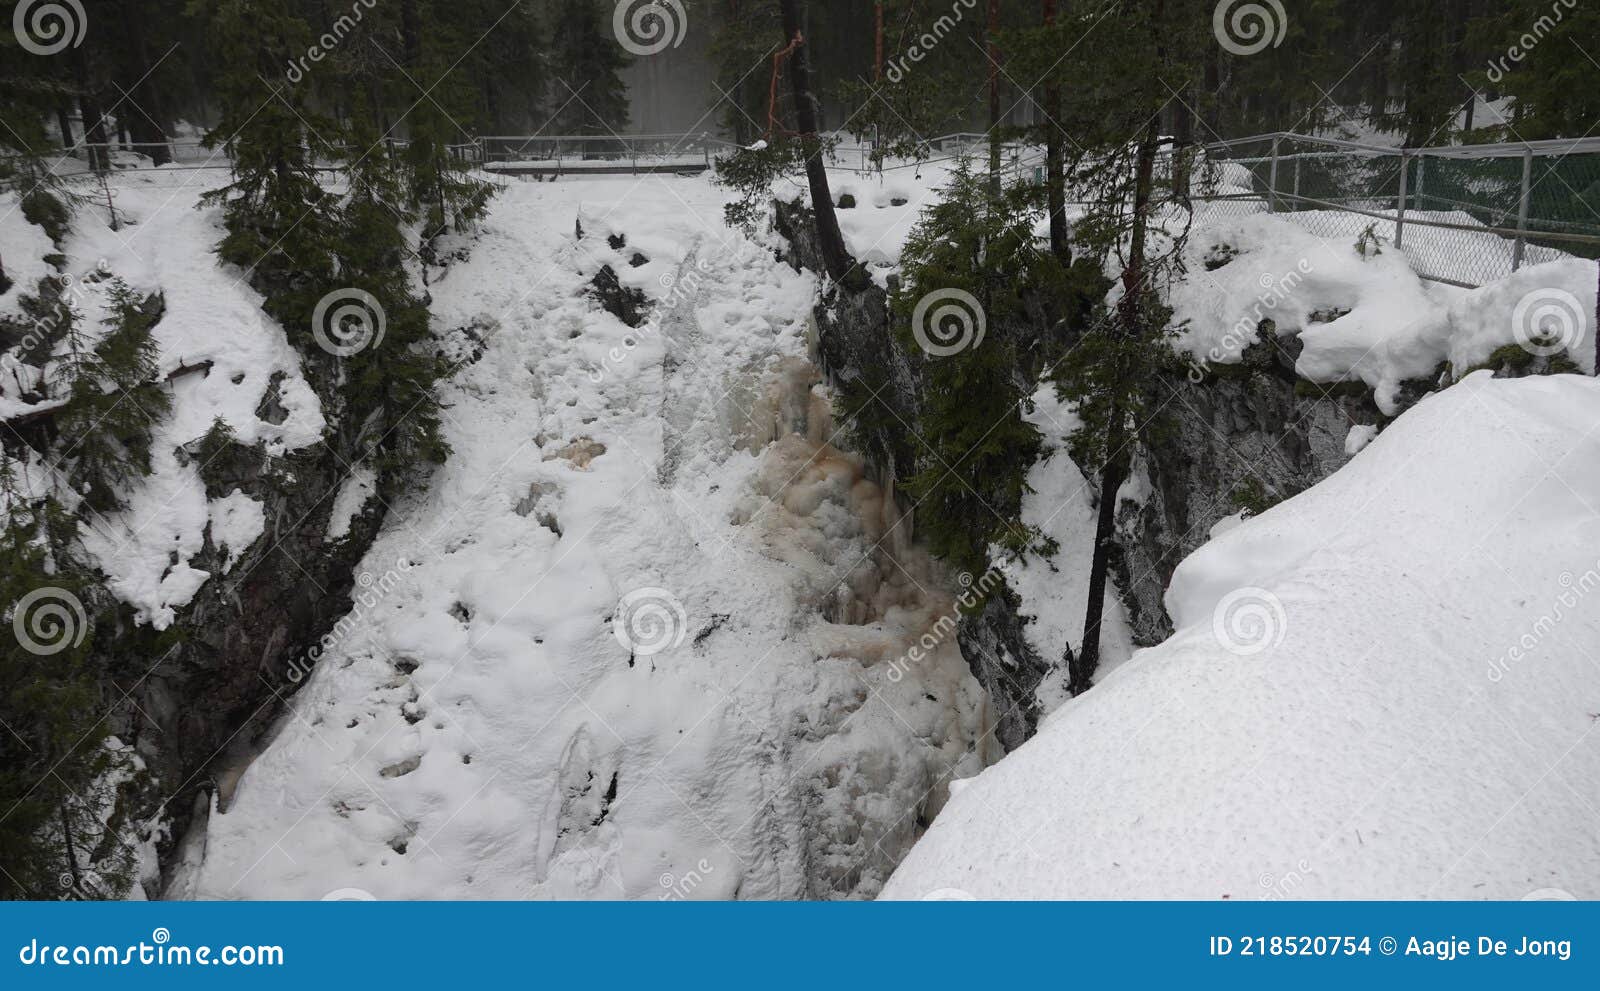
55 105 74 149
874 2 884 81
72 48 111 172
115 0 170 163
1042 0 1068 263
1172 82 1193 202
1074 119 1161 693
78 93 111 172
1071 439 1126 694
777 0 858 286
987 0 1001 193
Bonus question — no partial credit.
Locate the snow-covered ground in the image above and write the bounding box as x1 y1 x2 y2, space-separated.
9 145 1597 903
168 172 1002 900
883 371 1600 900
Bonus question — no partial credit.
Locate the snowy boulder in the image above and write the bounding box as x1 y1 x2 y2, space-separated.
883 372 1600 900
1371 258 1597 412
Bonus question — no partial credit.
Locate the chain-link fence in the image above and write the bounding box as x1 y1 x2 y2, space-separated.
1195 132 1600 288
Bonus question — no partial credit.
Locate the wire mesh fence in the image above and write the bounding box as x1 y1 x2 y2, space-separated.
1195 132 1600 288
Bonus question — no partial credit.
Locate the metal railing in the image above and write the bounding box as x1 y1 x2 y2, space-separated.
473 133 736 174
1196 132 1600 288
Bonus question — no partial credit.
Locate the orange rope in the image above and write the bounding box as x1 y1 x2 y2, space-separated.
766 32 804 141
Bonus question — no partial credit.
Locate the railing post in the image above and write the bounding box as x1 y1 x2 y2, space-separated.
1292 153 1301 205
1513 147 1533 271
1395 151 1408 250
1415 155 1425 208
1267 137 1280 213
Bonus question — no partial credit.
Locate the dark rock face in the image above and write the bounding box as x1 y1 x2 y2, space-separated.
116 397 391 894
774 198 1052 748
1117 366 1372 646
957 585 1055 752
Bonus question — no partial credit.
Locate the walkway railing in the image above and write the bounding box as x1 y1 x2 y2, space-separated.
472 133 737 174
1196 132 1600 288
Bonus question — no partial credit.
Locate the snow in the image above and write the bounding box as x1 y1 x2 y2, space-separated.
207 489 264 573
995 385 1134 712
1169 212 1439 381
13 140 1593 903
23 171 329 627
1343 423 1378 455
1170 211 1597 413
0 200 56 320
326 465 377 542
185 173 999 901
883 372 1600 900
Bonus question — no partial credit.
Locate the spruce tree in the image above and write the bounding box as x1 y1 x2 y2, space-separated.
52 280 171 512
198 0 340 337
891 161 1062 579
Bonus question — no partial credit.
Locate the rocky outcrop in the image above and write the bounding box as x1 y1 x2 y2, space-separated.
775 198 1052 749
116 380 391 896
1116 339 1375 645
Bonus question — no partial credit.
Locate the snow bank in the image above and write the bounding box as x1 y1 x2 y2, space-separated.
1169 212 1437 385
884 372 1600 900
1171 212 1597 413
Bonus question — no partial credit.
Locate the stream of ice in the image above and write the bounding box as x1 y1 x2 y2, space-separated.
179 177 998 900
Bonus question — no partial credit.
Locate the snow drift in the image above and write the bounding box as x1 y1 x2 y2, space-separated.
883 371 1600 900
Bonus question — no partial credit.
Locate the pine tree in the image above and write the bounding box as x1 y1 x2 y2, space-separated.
336 87 452 479
1026 0 1206 694
1470 0 1600 140
395 0 493 244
